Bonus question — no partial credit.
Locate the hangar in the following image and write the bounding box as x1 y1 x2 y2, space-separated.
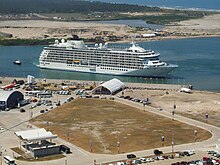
92 78 125 95
0 90 24 110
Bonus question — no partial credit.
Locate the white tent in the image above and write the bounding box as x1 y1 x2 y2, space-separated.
179 87 191 93
93 78 125 95
15 128 57 142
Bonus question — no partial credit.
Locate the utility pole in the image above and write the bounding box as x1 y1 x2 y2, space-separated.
172 110 175 121
205 113 209 123
90 139 93 153
161 135 165 147
117 133 120 154
171 131 174 153
194 130 197 142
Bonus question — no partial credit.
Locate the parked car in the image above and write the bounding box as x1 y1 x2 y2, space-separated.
32 99 38 102
20 108 25 113
127 154 136 159
40 110 45 113
154 149 163 155
60 145 71 154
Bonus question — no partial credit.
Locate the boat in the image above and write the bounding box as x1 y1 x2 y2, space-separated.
39 39 178 77
13 60 21 65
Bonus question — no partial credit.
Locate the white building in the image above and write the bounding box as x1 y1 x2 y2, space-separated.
92 78 125 95
27 75 35 85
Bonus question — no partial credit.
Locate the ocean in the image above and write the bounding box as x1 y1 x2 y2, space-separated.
96 0 220 11
0 37 220 91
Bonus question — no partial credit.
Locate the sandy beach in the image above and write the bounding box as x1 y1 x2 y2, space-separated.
165 14 220 36
0 13 220 41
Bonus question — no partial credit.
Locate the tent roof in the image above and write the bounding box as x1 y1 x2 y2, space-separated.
15 128 57 142
96 78 125 94
0 90 22 101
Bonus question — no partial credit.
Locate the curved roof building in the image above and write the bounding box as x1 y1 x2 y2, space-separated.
0 90 24 110
92 78 125 95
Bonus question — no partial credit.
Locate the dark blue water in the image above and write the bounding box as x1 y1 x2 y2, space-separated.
0 37 220 91
96 0 220 11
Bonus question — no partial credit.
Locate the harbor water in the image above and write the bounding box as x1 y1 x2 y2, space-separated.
0 37 220 91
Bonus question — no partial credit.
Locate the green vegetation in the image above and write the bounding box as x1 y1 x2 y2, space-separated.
144 14 200 25
11 147 25 155
0 0 160 14
17 155 65 161
0 36 120 46
0 38 56 46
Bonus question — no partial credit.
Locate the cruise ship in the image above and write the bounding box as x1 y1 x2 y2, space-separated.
39 39 178 77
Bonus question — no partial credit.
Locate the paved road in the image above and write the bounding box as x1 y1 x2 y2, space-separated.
0 96 219 165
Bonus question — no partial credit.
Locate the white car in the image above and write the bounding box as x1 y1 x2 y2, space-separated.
158 156 164 160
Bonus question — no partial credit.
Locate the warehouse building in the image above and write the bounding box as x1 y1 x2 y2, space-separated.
92 78 125 95
0 90 24 110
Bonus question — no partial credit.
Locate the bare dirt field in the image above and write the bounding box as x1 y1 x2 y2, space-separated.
31 98 211 154
123 89 220 128
165 14 220 36
0 20 135 39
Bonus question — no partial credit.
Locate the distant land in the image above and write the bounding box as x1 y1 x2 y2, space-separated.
0 0 219 45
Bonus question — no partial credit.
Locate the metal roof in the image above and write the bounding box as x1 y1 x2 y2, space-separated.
0 90 22 101
99 78 125 94
15 128 57 142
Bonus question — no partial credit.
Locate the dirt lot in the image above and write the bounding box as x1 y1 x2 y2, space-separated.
123 89 220 128
31 98 211 154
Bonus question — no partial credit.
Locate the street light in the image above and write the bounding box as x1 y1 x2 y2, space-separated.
172 110 175 120
173 100 176 110
117 141 120 154
161 135 165 147
117 133 120 154
194 130 198 142
90 139 93 153
205 113 209 123
171 131 174 153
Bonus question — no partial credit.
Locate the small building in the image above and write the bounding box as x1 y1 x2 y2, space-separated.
27 75 35 85
0 90 24 110
15 128 60 158
92 78 125 95
142 33 156 38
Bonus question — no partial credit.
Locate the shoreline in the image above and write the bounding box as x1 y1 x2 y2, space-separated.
1 76 220 93
0 34 220 46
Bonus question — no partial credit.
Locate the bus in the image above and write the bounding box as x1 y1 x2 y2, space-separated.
3 156 15 165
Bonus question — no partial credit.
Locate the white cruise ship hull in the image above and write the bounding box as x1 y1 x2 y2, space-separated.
39 62 177 77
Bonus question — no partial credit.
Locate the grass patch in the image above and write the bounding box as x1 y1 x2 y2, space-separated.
11 147 25 156
16 154 65 162
31 98 212 154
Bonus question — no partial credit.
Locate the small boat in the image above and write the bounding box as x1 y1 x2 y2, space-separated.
13 60 21 65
